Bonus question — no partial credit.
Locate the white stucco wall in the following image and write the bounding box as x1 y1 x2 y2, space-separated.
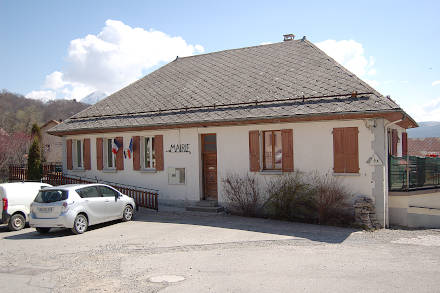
62 118 403 213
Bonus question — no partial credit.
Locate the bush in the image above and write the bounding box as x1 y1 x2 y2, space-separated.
309 173 354 225
27 137 42 181
264 172 315 221
222 172 263 217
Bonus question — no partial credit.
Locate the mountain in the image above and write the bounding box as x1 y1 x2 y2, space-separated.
80 91 107 104
407 121 440 138
0 90 89 133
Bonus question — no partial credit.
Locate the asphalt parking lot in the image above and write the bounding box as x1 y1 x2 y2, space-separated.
1 208 440 293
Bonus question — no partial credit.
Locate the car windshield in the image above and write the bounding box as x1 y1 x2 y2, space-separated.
34 190 68 203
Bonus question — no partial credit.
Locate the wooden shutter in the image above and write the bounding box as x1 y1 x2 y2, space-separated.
83 138 91 170
333 128 345 173
281 129 294 172
402 132 408 156
249 131 260 172
392 129 398 156
154 135 164 171
115 137 124 170
96 138 103 170
344 127 359 173
66 139 73 170
133 136 140 171
333 127 359 173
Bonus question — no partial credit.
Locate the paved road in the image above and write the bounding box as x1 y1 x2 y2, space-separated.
1 208 440 292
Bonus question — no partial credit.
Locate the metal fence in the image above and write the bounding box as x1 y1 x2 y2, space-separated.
8 165 159 211
389 155 440 191
8 164 62 182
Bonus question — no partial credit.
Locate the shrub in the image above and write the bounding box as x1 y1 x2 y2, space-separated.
309 172 354 225
264 172 315 221
27 137 42 181
222 172 263 217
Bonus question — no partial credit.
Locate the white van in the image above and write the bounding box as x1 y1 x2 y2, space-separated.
1 182 52 231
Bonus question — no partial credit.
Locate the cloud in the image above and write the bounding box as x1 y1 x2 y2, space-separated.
315 39 376 78
433 80 440 86
410 97 440 121
26 19 204 102
25 90 57 102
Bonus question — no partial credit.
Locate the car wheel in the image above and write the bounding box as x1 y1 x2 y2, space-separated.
8 213 25 231
122 205 133 222
71 214 88 235
36 227 50 234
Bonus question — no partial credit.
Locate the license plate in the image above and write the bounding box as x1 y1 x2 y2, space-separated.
39 207 53 213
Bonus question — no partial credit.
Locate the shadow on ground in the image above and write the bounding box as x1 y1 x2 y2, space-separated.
2 209 358 244
133 208 359 244
2 220 122 240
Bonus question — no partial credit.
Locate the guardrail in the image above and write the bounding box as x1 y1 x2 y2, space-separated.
8 166 159 211
42 173 159 211
389 155 440 191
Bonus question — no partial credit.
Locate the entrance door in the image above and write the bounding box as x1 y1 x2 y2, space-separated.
202 134 217 200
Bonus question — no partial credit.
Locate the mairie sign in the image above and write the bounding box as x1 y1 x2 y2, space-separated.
166 144 191 154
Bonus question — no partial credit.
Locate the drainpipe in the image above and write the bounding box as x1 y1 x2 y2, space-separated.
383 114 404 228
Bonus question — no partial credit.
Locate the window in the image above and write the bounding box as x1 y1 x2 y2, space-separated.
141 136 156 169
249 129 293 172
97 186 119 197
34 190 68 203
72 139 83 169
263 130 282 170
103 138 116 169
333 127 359 173
76 186 100 198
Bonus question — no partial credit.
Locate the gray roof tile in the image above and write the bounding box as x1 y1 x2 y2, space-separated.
51 39 404 133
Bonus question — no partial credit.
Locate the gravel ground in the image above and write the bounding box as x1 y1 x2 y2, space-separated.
1 208 440 292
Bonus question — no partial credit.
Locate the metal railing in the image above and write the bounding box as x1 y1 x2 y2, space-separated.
389 155 440 191
8 165 159 211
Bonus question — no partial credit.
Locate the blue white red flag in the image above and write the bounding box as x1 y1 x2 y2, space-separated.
127 138 133 159
112 139 121 155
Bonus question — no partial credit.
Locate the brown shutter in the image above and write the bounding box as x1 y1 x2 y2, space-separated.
154 135 164 171
402 132 408 156
281 129 294 172
133 136 140 171
115 137 124 170
391 129 398 156
96 138 103 170
249 130 260 172
83 138 91 170
66 139 73 170
344 127 359 173
333 128 345 173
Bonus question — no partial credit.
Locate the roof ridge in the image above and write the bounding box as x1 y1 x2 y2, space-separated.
176 39 301 60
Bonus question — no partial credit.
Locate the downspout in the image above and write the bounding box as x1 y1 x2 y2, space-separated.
383 114 404 228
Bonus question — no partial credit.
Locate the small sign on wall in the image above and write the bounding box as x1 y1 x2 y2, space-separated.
168 167 186 185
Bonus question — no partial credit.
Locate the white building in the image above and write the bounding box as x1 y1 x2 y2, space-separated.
48 36 417 227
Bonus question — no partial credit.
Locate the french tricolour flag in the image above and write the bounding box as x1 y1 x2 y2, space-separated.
112 139 121 155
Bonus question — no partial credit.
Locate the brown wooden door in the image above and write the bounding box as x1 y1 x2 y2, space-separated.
202 134 217 200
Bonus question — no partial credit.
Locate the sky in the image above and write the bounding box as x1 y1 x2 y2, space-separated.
0 0 439 122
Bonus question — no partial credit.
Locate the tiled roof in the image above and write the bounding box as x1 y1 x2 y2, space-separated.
408 138 440 157
50 39 406 134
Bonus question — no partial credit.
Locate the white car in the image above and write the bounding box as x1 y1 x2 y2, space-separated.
0 182 52 231
30 184 136 234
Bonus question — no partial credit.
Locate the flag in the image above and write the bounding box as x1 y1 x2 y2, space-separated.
127 138 133 159
112 138 121 155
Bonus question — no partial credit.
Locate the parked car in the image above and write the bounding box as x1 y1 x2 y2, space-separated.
0 182 52 231
30 184 136 234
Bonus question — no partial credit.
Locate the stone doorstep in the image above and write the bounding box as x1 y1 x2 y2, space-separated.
186 201 224 213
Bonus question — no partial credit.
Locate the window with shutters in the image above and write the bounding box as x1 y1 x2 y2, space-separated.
333 127 359 174
103 138 116 170
249 129 293 172
263 130 282 170
141 136 156 169
72 139 84 169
